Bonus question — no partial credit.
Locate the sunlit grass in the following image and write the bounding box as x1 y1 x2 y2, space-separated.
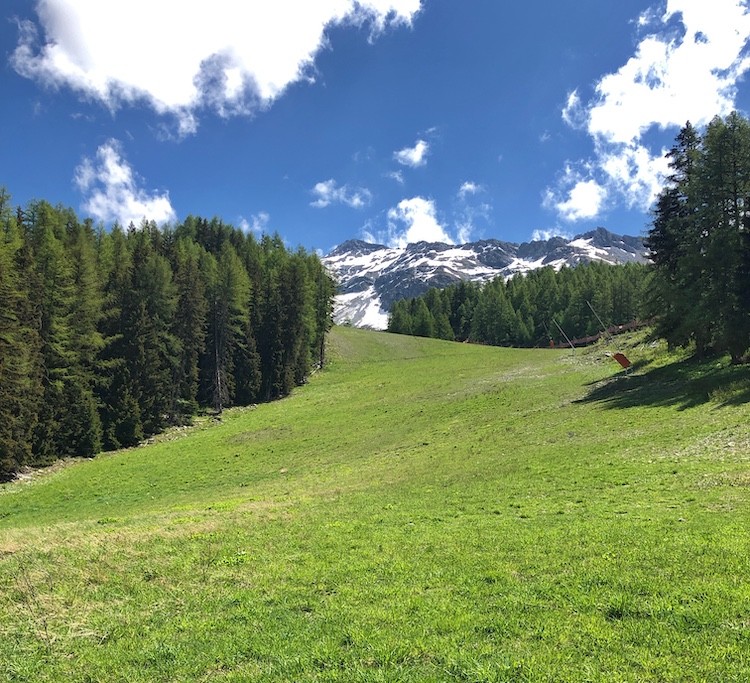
1 327 749 682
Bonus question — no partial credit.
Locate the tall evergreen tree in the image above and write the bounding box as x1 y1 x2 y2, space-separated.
0 190 42 478
387 299 414 335
647 114 750 361
201 242 251 412
27 206 76 461
171 238 208 420
98 226 142 449
65 219 104 455
124 229 178 435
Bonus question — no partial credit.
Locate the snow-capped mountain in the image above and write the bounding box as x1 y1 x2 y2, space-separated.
322 228 647 329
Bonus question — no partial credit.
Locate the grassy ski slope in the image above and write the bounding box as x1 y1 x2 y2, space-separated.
1 326 749 682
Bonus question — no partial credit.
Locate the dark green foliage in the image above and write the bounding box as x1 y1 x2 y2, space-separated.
388 261 647 348
387 299 413 335
171 239 208 420
0 192 42 480
411 298 435 338
646 114 750 361
0 190 336 478
201 242 250 413
311 255 337 369
124 228 179 435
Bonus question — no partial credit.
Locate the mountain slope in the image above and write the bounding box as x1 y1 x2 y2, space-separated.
1 327 749 681
322 228 648 328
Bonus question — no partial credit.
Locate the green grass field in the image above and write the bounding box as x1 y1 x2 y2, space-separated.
1 327 749 682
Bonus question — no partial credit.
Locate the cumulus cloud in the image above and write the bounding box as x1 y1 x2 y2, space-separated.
310 179 372 208
394 139 430 167
598 142 671 210
588 1 750 145
544 165 607 222
552 180 607 222
549 0 750 222
385 197 453 247
12 0 422 134
74 139 176 226
362 195 483 246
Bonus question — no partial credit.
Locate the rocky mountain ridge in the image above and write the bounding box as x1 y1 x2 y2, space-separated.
322 228 648 329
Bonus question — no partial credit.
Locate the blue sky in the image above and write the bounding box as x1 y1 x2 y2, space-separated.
3 0 750 253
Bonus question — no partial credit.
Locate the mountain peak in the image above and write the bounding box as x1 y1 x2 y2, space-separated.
322 230 647 329
328 239 387 257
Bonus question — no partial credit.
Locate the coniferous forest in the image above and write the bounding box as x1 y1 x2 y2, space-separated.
387 261 648 347
0 190 336 480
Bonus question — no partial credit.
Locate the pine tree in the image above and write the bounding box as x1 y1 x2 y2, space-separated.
257 265 286 400
171 238 208 420
65 219 104 455
98 226 142 449
311 256 336 368
701 113 750 360
387 299 413 335
647 115 750 360
26 205 76 462
202 242 251 412
0 191 42 478
282 254 315 387
122 229 178 435
411 298 435 338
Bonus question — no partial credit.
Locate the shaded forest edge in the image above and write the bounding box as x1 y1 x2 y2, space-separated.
0 190 336 480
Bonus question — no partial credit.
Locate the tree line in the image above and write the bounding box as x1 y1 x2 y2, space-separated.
387 261 647 346
0 191 336 480
646 113 750 362
390 112 750 360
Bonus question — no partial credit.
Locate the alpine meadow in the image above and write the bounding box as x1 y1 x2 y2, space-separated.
1 326 749 682
5 1 750 678
1 114 750 681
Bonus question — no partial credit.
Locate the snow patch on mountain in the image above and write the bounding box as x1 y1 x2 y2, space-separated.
322 228 647 329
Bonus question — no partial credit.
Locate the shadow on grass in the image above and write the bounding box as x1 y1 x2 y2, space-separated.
575 355 750 410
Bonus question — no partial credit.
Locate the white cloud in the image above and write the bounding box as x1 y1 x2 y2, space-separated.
555 180 606 222
458 181 482 199
561 90 586 129
598 142 671 210
551 0 750 222
311 179 372 208
385 170 405 184
363 195 481 246
12 0 422 134
239 211 270 234
386 196 453 247
455 183 491 243
588 1 750 145
544 164 607 222
394 139 429 167
455 223 474 245
74 139 176 226
531 228 572 242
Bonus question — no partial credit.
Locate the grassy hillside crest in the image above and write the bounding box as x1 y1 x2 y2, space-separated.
1 326 749 682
